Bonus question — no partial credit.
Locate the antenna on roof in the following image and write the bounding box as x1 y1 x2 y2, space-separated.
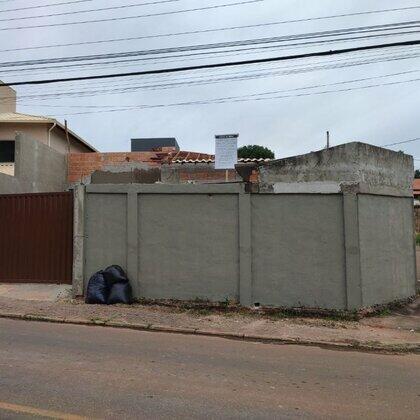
326 131 330 149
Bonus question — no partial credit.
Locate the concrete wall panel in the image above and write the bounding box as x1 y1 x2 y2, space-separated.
251 194 347 309
137 194 239 300
79 184 415 310
84 193 127 284
0 134 67 194
358 195 416 306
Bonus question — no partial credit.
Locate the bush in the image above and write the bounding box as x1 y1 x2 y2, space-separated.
238 145 275 159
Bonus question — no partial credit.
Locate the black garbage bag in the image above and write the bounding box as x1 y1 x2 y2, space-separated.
107 281 133 305
103 265 127 284
85 271 109 304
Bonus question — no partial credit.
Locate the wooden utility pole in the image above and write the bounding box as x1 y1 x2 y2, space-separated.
65 119 71 153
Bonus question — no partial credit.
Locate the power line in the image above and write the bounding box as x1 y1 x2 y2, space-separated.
0 0 95 13
16 69 420 107
0 0 263 31
6 47 418 100
2 5 420 51
4 46 420 100
4 38 420 82
4 21 420 70
0 0 184 21
4 19 419 54
4 29 420 79
43 75 420 117
4 39 420 87
382 137 420 147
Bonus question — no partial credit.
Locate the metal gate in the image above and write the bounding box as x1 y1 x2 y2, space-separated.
0 192 73 284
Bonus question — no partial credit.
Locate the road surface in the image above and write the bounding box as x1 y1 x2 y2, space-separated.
0 318 418 419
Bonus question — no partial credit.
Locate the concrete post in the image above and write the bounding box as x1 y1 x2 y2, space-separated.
239 191 253 306
126 190 139 296
342 189 363 309
72 184 85 297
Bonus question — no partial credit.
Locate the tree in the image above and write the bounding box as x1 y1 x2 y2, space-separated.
238 145 275 159
415 170 420 179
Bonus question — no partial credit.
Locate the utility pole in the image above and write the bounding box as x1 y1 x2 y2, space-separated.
326 131 330 149
65 119 71 153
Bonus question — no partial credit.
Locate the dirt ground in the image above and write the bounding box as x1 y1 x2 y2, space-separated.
0 296 418 352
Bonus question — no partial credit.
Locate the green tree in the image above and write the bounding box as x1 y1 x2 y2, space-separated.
415 170 420 179
238 145 275 159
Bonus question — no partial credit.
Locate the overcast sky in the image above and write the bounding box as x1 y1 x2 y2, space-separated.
2 0 420 165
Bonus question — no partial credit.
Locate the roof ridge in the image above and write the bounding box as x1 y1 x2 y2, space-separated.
0 111 53 120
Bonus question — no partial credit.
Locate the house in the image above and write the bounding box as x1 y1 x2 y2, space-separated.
0 82 96 193
0 82 96 176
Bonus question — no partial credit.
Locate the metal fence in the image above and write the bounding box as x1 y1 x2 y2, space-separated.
0 192 73 284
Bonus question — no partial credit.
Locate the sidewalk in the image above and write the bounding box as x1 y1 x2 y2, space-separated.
0 295 418 354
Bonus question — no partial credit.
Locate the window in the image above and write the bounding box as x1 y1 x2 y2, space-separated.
0 141 15 163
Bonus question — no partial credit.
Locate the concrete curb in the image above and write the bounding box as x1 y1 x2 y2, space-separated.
0 312 418 355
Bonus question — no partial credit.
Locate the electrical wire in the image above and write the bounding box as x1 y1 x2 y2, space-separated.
5 46 418 100
43 75 420 117
3 46 420 104
3 20 420 70
4 35 420 82
1 4 419 40
4 39 420 87
0 0 95 13
0 0 263 31
16 69 420 108
0 0 185 21
4 19 419 55
382 138 420 147
6 51 420 103
5 29 420 80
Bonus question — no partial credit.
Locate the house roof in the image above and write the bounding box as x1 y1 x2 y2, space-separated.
413 179 420 194
167 151 214 163
0 111 97 152
0 112 52 123
167 151 272 164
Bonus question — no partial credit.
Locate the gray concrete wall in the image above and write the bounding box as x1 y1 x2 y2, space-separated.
80 183 417 310
259 142 413 196
84 193 128 287
251 194 347 309
358 195 416 306
137 194 239 300
0 133 67 194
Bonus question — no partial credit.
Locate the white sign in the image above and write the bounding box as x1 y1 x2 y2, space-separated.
215 134 238 169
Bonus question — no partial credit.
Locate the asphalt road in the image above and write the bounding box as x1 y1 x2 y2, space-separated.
0 318 418 419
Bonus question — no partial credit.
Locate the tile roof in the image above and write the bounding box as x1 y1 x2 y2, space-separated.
167 152 272 164
167 151 214 163
413 179 420 192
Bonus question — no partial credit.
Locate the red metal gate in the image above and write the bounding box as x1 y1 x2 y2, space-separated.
0 192 73 284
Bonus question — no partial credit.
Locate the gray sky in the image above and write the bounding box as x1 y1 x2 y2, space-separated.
3 0 420 165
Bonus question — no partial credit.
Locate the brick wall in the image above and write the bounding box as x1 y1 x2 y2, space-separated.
69 153 261 184
68 151 168 183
